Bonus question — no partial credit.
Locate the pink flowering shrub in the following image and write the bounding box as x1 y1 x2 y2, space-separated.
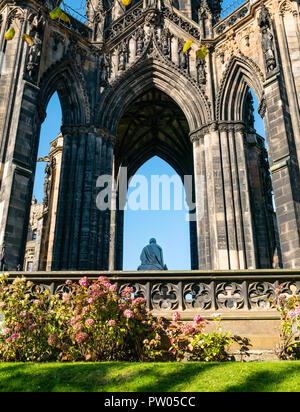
0 275 162 362
166 312 234 362
0 275 238 362
39 277 162 362
0 276 59 361
270 284 300 360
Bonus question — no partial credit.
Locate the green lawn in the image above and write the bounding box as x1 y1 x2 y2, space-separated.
0 361 299 392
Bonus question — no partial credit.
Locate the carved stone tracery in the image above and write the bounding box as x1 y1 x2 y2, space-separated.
183 282 212 310
151 283 179 310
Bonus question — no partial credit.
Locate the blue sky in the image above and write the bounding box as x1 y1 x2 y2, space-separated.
60 0 247 19
33 0 264 270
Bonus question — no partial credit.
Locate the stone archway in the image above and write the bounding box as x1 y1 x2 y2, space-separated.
212 56 281 269
95 54 211 271
0 53 89 270
108 87 198 270
97 57 210 134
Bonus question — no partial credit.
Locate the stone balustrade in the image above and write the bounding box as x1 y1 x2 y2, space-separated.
4 269 300 319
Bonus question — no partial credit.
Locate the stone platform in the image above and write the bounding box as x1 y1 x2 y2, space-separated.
3 269 300 360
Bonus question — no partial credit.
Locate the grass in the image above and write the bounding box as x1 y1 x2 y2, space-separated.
0 361 299 392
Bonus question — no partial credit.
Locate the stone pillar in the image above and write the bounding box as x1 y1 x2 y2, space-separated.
44 136 64 270
219 124 240 269
0 79 42 270
258 2 300 268
52 126 116 270
244 130 281 268
102 137 115 270
191 122 263 270
275 7 300 165
263 74 300 268
233 124 257 269
192 131 212 270
186 173 198 270
206 123 229 269
108 153 117 271
0 4 48 269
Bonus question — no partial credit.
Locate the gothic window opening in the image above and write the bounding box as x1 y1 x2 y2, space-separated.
243 88 282 269
24 92 63 271
113 88 197 270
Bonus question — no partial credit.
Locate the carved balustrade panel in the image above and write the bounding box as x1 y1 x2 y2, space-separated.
216 282 245 310
248 281 276 309
26 282 54 299
119 282 147 299
54 283 73 297
183 282 213 310
151 282 179 310
104 1 144 42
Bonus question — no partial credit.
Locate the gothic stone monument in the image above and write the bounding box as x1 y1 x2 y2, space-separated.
0 0 300 271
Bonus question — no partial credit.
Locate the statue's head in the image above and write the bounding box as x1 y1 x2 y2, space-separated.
149 238 156 244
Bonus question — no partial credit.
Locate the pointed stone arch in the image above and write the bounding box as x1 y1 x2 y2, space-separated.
38 59 91 126
108 86 199 271
115 87 193 178
210 55 281 271
216 55 265 122
97 57 211 134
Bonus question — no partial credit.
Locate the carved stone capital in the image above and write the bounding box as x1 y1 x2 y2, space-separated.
190 123 218 142
96 128 117 146
218 122 230 133
61 125 90 135
61 125 76 136
234 122 246 133
209 122 219 132
190 131 204 143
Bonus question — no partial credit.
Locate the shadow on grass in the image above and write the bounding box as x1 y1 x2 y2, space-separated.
132 362 225 392
0 362 128 392
0 362 223 392
0 361 299 392
224 364 300 392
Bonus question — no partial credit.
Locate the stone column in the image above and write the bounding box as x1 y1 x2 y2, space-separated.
111 165 127 271
102 136 115 270
219 124 240 269
233 124 257 269
190 122 261 270
0 79 42 270
44 136 64 271
275 7 300 164
192 130 212 270
52 128 74 270
0 6 45 269
243 130 281 268
207 124 227 269
263 74 300 268
52 127 116 270
258 3 300 267
108 151 117 271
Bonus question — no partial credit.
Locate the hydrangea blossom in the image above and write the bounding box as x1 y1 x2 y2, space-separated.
172 311 180 322
79 277 88 286
123 309 135 319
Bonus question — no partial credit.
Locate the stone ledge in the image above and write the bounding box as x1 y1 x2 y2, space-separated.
152 310 281 321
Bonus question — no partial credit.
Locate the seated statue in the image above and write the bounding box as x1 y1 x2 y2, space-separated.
137 238 168 271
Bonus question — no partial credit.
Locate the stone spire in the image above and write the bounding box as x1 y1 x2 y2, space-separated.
198 0 222 32
86 0 113 42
